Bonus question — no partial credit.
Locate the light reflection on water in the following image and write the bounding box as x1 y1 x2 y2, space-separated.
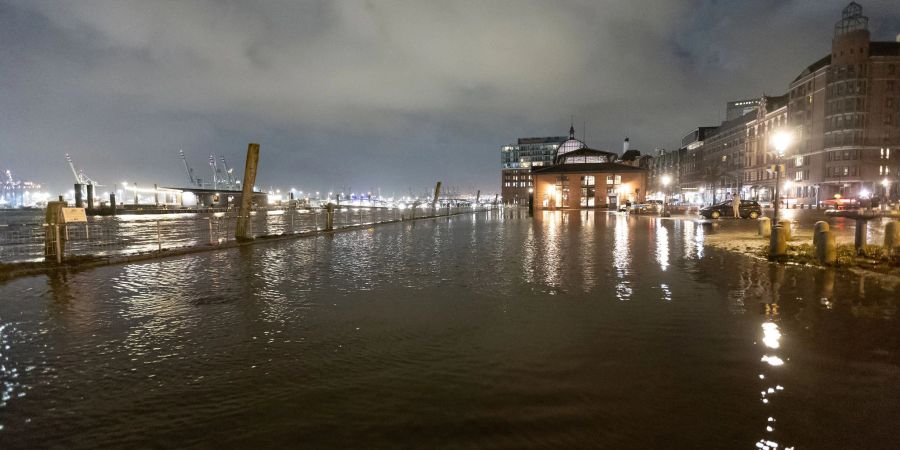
613 213 632 300
0 209 897 448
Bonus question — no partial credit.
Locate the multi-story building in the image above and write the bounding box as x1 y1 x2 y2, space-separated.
698 112 756 204
726 99 761 121
673 127 715 203
500 134 567 204
786 2 900 205
742 94 789 203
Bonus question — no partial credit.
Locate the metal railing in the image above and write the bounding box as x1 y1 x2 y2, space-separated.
0 205 497 264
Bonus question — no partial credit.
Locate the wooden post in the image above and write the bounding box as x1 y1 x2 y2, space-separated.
86 184 94 211
44 201 66 263
74 184 84 208
235 143 260 241
325 203 335 231
433 181 442 214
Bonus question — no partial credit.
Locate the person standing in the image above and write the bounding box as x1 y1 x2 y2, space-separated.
732 193 741 218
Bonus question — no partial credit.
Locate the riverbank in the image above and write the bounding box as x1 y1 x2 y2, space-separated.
660 213 900 283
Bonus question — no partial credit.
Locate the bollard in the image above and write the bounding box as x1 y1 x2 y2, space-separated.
769 225 787 259
325 203 335 231
758 217 771 237
884 221 900 256
854 219 867 253
816 230 836 265
778 220 792 241
109 193 117 216
813 221 829 248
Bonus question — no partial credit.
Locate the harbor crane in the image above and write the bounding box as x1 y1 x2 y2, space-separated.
180 149 200 187
220 156 237 189
65 153 100 186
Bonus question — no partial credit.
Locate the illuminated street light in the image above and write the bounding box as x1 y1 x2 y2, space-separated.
660 174 672 217
770 130 794 221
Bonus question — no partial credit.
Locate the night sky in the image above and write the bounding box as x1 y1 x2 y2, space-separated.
2 1 899 196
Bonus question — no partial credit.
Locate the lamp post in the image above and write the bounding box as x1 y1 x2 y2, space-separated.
771 130 793 221
882 178 891 210
660 174 672 217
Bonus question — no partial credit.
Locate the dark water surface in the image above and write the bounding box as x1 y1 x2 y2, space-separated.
1 210 898 448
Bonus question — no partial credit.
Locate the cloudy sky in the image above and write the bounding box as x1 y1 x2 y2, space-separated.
2 0 899 195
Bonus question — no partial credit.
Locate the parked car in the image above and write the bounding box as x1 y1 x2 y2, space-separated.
699 200 762 219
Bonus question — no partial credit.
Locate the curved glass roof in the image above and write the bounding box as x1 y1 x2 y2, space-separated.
555 138 586 157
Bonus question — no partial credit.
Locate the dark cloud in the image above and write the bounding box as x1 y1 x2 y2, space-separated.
2 0 899 194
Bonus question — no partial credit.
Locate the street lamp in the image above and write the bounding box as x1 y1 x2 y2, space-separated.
661 174 672 217
882 178 891 210
771 130 793 221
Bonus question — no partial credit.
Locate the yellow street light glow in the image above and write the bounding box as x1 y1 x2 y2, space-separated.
661 175 672 186
771 130 794 155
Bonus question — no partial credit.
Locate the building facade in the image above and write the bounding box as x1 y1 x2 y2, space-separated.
532 148 647 210
785 2 900 205
500 135 567 204
742 95 789 203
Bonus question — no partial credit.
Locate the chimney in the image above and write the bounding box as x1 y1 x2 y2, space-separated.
623 137 630 155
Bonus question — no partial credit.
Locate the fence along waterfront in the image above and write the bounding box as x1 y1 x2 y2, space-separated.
0 204 497 264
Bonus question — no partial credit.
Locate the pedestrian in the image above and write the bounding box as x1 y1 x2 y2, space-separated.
732 193 741 218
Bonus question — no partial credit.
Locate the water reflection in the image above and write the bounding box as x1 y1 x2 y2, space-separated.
655 220 669 271
613 214 631 300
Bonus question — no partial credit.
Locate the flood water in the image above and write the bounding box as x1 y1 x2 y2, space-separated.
0 210 898 448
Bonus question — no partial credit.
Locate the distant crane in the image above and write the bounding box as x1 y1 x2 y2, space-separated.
65 153 99 186
220 156 237 189
209 154 221 189
180 149 200 187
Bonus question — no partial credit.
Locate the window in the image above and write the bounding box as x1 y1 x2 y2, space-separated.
795 156 803 166
795 171 803 181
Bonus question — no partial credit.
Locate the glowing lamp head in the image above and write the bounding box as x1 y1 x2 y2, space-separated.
661 175 672 187
883 178 891 188
528 187 534 193
771 130 794 156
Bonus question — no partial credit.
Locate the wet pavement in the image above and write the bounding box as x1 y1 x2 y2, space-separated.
0 210 898 448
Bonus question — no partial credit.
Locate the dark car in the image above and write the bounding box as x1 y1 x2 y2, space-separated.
699 200 762 219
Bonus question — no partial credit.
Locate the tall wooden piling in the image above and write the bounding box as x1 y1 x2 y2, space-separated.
432 182 442 212
74 184 84 208
86 184 94 210
235 143 260 241
44 201 66 264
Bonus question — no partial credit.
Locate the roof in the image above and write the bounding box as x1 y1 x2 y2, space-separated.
765 93 789 111
553 146 618 164
621 149 642 161
870 41 900 57
792 55 831 83
532 162 647 174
